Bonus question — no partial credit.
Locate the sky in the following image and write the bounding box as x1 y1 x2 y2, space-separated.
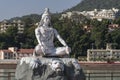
0 0 81 21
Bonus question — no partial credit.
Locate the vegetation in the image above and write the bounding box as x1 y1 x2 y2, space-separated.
68 0 120 11
1 13 120 59
9 14 41 23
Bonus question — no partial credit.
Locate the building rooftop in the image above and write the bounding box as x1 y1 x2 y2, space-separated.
0 48 34 54
0 50 12 53
17 49 34 54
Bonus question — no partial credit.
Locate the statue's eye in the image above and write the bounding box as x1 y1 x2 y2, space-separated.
54 62 57 64
46 17 49 20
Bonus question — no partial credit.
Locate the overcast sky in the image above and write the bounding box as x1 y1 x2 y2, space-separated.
0 0 81 21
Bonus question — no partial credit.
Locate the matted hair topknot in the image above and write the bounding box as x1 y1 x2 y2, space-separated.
38 8 51 27
41 8 51 20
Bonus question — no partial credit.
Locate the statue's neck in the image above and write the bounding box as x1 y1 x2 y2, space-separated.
42 25 49 29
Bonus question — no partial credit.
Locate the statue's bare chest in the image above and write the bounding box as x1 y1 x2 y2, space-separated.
39 28 54 40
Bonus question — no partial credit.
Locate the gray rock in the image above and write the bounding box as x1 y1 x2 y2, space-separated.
15 57 85 80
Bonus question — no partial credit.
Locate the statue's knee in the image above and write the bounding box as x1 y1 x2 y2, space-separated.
35 49 44 56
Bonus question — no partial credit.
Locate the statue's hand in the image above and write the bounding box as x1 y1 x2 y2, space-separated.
66 46 71 54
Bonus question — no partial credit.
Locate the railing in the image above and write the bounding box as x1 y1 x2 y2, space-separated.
85 72 120 80
0 72 120 80
0 72 15 80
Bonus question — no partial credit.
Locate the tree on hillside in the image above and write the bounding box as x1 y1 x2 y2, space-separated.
0 33 8 49
5 26 18 47
90 20 109 49
110 29 120 48
22 26 36 48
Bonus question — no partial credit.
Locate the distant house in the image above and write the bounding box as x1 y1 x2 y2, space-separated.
87 44 120 62
0 20 25 33
0 47 34 60
108 24 120 32
83 25 92 32
16 48 34 59
0 49 14 59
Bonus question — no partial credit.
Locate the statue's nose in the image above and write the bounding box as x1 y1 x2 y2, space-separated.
57 63 60 66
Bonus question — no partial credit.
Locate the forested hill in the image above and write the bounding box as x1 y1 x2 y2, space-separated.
9 14 41 23
69 0 120 11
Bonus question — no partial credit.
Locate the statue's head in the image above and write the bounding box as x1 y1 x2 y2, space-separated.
41 8 50 19
49 58 64 72
39 8 51 27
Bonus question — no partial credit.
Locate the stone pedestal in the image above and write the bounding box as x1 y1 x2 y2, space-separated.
15 57 85 80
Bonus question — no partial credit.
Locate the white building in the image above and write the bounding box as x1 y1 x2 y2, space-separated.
87 44 120 61
61 8 120 21
0 20 25 33
0 47 33 60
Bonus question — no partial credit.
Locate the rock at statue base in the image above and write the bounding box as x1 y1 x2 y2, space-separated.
15 57 85 80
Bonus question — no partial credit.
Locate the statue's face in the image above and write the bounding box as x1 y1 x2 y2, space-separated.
50 59 64 72
43 16 50 26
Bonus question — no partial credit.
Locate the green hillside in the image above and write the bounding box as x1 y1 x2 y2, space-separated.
69 0 120 11
9 14 41 23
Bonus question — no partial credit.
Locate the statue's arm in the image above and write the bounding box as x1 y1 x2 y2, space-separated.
35 28 46 54
54 29 67 47
54 29 71 54
35 28 43 46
